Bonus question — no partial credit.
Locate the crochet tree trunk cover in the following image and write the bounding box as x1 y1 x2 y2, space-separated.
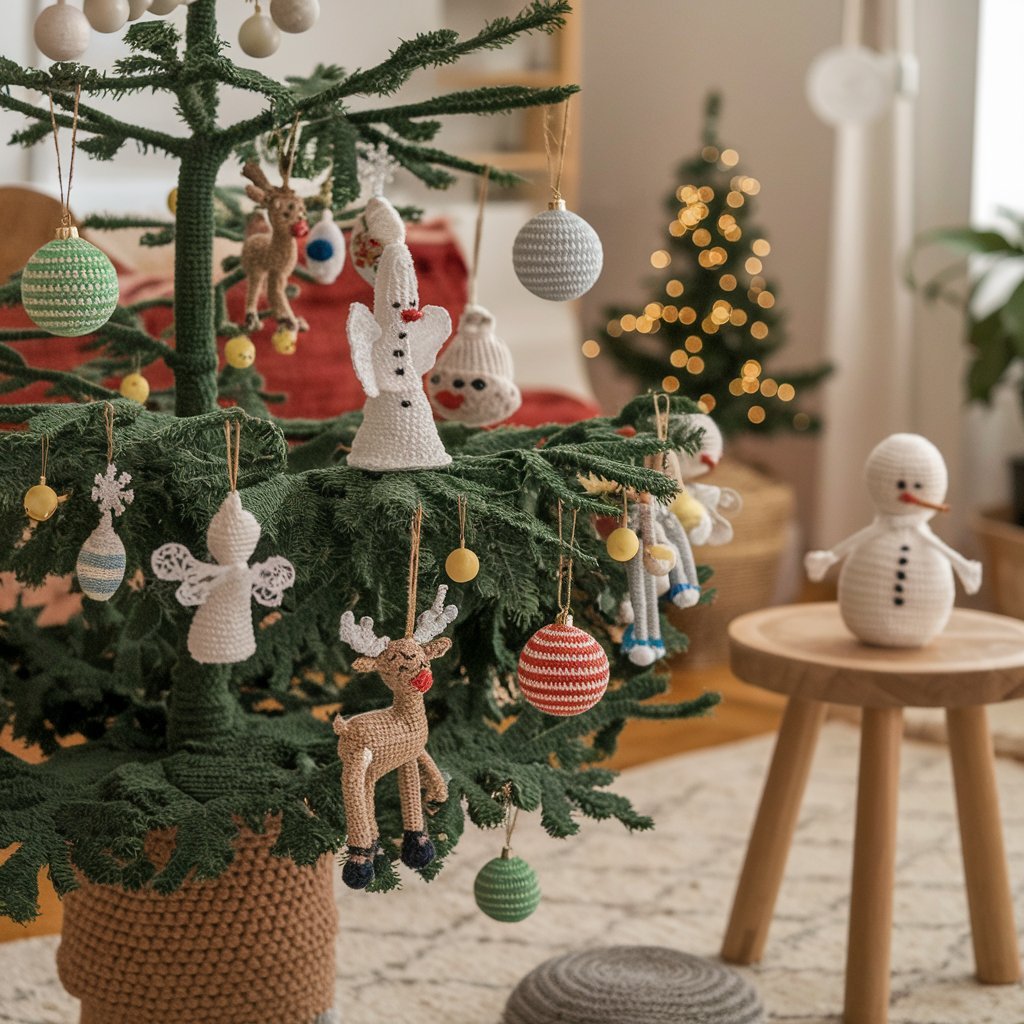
57 820 337 1024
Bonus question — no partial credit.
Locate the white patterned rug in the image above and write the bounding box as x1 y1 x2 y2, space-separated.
2 723 1023 1024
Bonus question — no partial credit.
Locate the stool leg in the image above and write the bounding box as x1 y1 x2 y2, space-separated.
721 697 826 964
946 705 1021 984
844 706 902 1024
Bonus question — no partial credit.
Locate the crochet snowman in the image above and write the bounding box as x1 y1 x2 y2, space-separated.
427 304 522 427
346 197 452 471
805 432 982 647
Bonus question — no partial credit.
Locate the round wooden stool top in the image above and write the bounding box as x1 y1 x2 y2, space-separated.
729 602 1024 708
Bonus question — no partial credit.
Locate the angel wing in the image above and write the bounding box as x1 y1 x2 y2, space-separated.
151 543 226 607
688 482 737 546
409 305 452 376
347 302 382 398
251 555 296 607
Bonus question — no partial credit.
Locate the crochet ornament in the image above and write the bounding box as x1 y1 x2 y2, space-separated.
346 195 452 471
270 0 320 33
119 371 150 403
127 0 153 21
805 432 982 648
240 145 310 335
672 413 741 546
304 208 346 286
516 506 610 716
83 0 130 33
34 1 91 62
474 796 541 923
151 423 296 664
238 2 281 58
445 496 480 584
23 436 68 525
350 142 400 286
77 407 134 602
334 510 457 890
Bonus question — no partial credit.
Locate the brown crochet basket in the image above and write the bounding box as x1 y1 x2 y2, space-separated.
671 459 795 666
57 819 338 1024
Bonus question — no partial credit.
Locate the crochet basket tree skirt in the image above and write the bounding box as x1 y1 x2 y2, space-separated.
55 820 339 1024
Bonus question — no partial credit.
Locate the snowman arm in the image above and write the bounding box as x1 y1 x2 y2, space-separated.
804 523 881 580
410 305 452 375
920 532 984 594
347 302 382 398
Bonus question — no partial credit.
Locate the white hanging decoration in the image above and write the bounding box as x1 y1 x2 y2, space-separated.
270 0 320 33
77 461 134 602
806 45 897 126
148 0 179 14
346 196 453 472
83 0 130 33
127 0 154 19
304 208 346 285
350 142 401 286
671 413 741 546
238 2 281 58
151 423 296 664
34 1 92 62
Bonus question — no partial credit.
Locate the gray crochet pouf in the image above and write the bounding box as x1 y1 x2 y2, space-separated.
503 946 764 1024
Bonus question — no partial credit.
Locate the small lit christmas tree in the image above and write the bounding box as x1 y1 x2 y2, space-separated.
590 94 829 436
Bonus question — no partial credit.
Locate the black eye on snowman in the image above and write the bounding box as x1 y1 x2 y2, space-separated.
897 480 906 490
453 378 465 389
430 374 440 384
913 482 922 489
471 378 487 390
392 302 400 309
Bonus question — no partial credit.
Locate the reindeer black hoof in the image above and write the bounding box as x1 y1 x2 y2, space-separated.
401 830 436 870
342 845 376 889
243 313 261 334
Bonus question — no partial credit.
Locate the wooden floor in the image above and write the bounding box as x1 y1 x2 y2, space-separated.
0 660 783 944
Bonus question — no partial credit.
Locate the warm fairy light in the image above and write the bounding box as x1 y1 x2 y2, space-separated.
794 412 810 430
663 375 681 393
698 251 713 269
720 274 737 291
757 291 776 309
687 356 705 374
723 225 742 242
620 314 637 332
747 405 766 424
709 246 727 264
679 185 699 202
680 307 697 324
701 146 719 162
728 379 744 396
665 279 684 297
698 186 715 202
718 214 736 229
651 250 671 269
581 339 601 359
661 306 679 323
741 379 759 394
679 209 699 227
710 307 730 325
720 148 739 167
607 318 623 338
636 315 654 334
726 191 745 208
778 383 796 402
670 349 688 368
669 221 685 237
750 276 766 290
745 257 763 275
760 378 778 397
701 317 719 335
742 360 762 377
751 321 769 340
730 309 748 326
752 238 771 256
692 228 712 247
699 393 716 412
685 335 703 353
645 302 663 319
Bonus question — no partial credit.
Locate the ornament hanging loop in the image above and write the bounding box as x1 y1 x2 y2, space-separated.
651 392 671 475
405 505 425 638
469 166 491 306
103 401 116 463
543 98 572 209
48 85 82 236
555 500 578 625
457 495 468 549
500 782 520 859
224 419 242 492
40 434 50 484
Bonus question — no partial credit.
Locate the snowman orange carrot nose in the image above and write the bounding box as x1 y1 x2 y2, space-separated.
899 492 950 512
700 454 718 469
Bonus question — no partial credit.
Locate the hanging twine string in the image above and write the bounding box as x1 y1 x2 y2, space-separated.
468 166 491 306
278 113 301 187
405 504 424 638
543 98 571 205
224 419 242 492
500 782 519 858
457 494 468 549
103 402 115 463
620 486 629 528
48 85 81 230
554 500 578 625
40 435 50 483
651 392 671 474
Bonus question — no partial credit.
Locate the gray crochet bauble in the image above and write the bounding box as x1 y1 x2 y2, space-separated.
503 946 764 1024
512 200 603 301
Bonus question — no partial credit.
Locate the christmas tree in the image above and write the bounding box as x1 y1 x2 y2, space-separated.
591 94 829 436
0 0 717 936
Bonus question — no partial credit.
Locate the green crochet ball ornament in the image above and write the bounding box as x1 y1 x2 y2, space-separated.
21 227 119 338
474 851 541 923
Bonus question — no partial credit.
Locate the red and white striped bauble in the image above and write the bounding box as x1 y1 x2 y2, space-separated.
517 616 610 716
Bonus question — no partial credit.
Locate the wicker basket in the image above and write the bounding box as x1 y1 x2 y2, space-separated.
671 459 795 666
57 819 338 1024
973 508 1024 620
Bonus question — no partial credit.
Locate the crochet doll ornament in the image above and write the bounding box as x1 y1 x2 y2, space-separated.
346 196 453 471
805 432 982 647
672 413 741 546
151 423 296 664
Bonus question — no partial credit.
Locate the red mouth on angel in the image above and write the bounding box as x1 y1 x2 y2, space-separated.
291 221 310 238
401 309 424 323
409 668 433 693
434 390 464 410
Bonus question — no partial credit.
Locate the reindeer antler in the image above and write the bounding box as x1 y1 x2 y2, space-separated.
339 611 389 657
242 162 274 191
413 585 458 644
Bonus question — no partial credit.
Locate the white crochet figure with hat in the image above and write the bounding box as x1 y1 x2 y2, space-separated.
805 432 982 647
671 413 741 546
427 304 522 427
346 197 452 471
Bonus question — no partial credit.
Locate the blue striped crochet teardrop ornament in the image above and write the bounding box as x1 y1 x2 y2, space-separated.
77 462 134 602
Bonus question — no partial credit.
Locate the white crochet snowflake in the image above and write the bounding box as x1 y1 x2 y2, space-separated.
91 462 134 518
356 140 400 198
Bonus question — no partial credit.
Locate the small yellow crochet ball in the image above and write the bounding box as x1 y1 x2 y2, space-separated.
272 327 298 355
643 542 677 577
119 372 150 403
445 546 480 584
225 335 256 369
167 188 178 215
24 482 59 523
671 488 705 531
606 526 640 562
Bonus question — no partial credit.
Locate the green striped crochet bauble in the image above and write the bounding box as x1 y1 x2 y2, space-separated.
22 234 119 337
474 854 541 923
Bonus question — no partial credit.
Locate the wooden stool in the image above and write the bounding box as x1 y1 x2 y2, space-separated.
720 602 1024 1024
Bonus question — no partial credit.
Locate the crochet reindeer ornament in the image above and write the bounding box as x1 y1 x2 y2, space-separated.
334 509 458 889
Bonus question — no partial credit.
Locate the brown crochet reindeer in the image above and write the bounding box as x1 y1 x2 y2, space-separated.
240 148 309 335
334 583 457 890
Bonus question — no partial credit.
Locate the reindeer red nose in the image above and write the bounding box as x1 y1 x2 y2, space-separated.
401 308 423 323
409 668 433 693
291 220 309 239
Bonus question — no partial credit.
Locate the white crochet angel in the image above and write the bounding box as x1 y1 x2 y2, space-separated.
346 196 452 471
671 413 741 545
151 491 295 664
